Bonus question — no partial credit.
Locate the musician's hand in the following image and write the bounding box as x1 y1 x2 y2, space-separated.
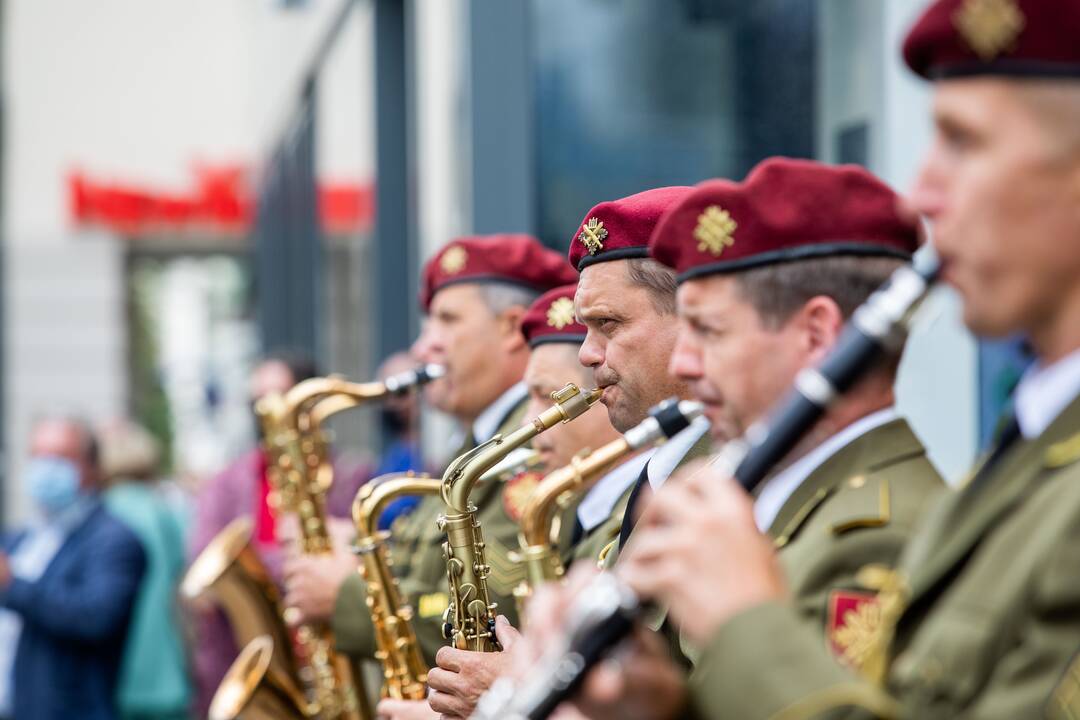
0 552 11 589
618 465 785 645
571 627 687 720
508 567 685 720
376 698 438 720
511 564 601 676
427 616 519 719
326 515 357 553
282 550 357 624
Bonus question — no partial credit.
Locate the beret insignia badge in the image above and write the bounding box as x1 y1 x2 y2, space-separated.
953 0 1025 60
440 245 468 274
546 297 576 330
578 217 608 255
694 205 738 256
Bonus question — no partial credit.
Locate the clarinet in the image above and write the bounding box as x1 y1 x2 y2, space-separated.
472 246 940 720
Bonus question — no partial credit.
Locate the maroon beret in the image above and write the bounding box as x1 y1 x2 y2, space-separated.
903 0 1080 79
568 187 693 271
420 234 577 311
648 158 918 283
520 284 587 348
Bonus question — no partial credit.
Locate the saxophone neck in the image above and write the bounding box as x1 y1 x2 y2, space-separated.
352 473 440 539
442 383 603 514
519 438 632 547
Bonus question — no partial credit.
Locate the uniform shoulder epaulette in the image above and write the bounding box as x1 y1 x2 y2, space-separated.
829 476 890 535
1045 431 1080 470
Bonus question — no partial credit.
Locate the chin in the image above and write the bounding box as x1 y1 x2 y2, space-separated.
961 305 1018 340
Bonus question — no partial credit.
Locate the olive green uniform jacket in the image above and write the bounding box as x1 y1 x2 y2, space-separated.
333 396 529 667
687 397 1080 720
676 417 942 670
597 430 715 571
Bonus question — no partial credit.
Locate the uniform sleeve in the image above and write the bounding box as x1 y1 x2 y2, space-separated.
333 573 377 659
686 601 894 720
983 529 1080 720
1 522 147 644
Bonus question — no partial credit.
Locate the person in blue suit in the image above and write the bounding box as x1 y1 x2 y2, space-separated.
0 417 146 720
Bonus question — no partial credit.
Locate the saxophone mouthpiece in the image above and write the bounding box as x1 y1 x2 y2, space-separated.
385 364 446 394
547 384 604 425
420 363 447 382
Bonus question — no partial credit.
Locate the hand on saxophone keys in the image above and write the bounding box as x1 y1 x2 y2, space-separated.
425 615 521 719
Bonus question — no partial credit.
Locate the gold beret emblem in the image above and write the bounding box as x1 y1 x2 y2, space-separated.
546 297 576 330
440 245 468 274
694 205 738 256
578 217 608 255
953 0 1025 61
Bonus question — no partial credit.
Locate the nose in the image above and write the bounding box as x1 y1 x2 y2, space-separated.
909 137 948 223
668 329 704 382
524 396 547 419
578 329 604 369
411 322 443 364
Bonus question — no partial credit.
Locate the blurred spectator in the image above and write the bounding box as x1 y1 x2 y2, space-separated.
99 420 191 720
187 351 317 716
0 417 146 720
373 351 426 530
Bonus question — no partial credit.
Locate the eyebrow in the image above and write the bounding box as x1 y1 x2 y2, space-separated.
575 303 625 322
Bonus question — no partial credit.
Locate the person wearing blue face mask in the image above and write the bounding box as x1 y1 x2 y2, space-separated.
0 417 146 720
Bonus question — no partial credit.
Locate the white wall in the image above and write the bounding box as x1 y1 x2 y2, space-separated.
1 0 375 522
817 0 978 482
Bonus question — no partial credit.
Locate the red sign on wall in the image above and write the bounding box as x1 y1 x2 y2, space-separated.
69 165 374 237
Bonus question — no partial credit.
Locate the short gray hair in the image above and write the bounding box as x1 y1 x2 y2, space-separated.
476 283 543 316
732 255 904 329
624 258 677 315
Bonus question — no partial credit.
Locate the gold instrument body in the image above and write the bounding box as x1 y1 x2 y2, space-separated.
513 437 637 609
209 636 312 720
200 366 443 719
439 383 602 652
181 518 304 697
260 389 372 720
351 473 443 700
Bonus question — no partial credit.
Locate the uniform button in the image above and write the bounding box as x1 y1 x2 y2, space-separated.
893 651 915 677
921 657 944 684
849 475 867 489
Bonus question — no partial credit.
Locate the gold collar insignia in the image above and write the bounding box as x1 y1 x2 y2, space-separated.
546 297 576 329
694 205 738 256
578 217 608 255
953 0 1025 61
440 245 468 274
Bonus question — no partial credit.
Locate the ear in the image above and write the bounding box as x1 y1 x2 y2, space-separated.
497 305 529 352
798 295 845 366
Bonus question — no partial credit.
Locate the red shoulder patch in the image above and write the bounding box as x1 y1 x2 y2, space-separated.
827 590 881 670
502 471 543 522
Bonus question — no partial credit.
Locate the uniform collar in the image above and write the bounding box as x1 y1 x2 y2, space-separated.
647 416 712 490
576 450 655 532
753 407 899 533
1014 346 1080 440
471 381 528 444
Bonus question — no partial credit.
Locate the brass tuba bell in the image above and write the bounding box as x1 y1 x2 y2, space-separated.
208 635 313 720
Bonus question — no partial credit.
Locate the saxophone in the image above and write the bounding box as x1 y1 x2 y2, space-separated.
349 448 542 699
439 383 602 652
352 473 442 700
511 399 706 610
181 518 306 706
209 635 310 720
258 364 444 719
